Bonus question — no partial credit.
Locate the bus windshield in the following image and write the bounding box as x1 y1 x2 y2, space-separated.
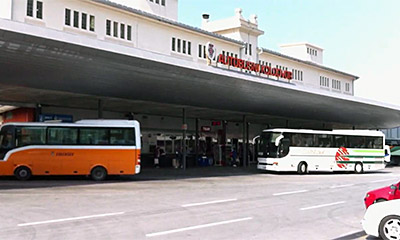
258 132 282 158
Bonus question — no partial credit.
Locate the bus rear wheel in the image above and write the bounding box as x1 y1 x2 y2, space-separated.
355 162 364 174
14 166 32 181
297 162 308 174
91 166 107 181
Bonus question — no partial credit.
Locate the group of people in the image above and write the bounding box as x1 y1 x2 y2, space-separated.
153 145 252 168
153 146 183 168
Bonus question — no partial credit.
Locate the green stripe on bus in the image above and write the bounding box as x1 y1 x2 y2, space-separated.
337 161 384 164
353 150 384 153
344 155 385 158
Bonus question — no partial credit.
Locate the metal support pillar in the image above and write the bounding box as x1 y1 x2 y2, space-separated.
222 120 227 164
242 115 247 167
195 118 199 165
35 103 42 122
246 122 250 165
98 99 104 119
182 108 187 170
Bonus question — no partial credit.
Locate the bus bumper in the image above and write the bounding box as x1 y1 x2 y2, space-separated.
257 162 279 171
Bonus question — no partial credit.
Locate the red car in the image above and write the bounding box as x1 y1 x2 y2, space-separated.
364 181 400 208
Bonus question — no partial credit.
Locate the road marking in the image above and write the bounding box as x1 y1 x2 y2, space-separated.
300 201 345 211
370 178 397 183
272 190 308 196
146 217 253 237
330 184 354 189
182 198 237 207
18 212 125 227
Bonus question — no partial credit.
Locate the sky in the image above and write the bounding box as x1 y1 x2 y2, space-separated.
114 0 400 106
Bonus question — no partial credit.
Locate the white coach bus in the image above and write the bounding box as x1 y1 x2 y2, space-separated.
257 129 387 174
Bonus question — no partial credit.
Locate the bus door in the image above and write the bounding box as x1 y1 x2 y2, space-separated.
0 125 15 159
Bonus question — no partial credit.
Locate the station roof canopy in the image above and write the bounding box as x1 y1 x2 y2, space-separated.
0 19 400 129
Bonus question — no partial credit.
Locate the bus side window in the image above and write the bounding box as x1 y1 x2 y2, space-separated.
291 134 301 147
16 127 46 147
334 135 346 148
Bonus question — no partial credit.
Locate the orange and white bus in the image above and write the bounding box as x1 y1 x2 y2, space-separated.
0 120 141 181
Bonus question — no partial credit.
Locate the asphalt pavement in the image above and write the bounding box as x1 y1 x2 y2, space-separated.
0 165 399 239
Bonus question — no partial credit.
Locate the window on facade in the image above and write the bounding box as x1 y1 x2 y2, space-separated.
249 44 252 56
172 38 191 55
36 1 43 19
198 45 202 58
292 69 303 81
81 13 87 30
89 15 95 31
188 42 191 55
199 44 206 59
113 21 118 37
73 11 79 28
332 79 341 90
48 128 78 145
65 9 71 25
161 0 165 6
120 23 125 39
127 25 132 41
16 127 46 147
106 20 111 36
346 83 350 92
27 0 34 17
320 76 329 87
172 37 176 51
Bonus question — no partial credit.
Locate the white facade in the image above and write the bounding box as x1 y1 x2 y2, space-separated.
1 0 357 96
280 43 324 64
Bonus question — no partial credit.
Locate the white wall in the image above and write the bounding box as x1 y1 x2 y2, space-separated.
280 44 323 65
0 0 12 20
8 0 354 96
259 52 353 95
111 0 178 21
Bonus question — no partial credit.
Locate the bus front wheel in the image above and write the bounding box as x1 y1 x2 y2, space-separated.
297 162 308 174
91 166 107 181
14 166 32 181
355 163 364 174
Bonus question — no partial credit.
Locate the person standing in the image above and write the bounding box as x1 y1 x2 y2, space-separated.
154 146 160 168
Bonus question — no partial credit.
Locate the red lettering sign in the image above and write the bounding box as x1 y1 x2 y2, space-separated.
216 54 293 81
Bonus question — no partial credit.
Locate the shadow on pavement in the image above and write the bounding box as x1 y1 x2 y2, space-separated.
0 165 262 190
331 230 368 240
0 164 397 190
